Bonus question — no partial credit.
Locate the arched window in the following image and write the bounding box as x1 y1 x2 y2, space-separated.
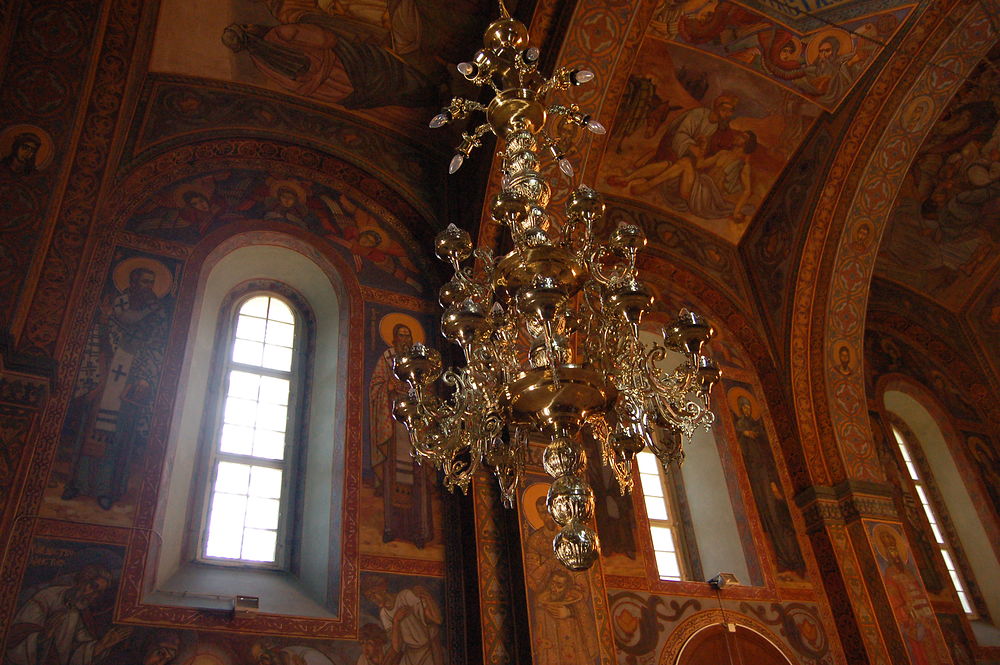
881 386 1000 640
890 423 975 616
149 240 348 617
200 294 302 566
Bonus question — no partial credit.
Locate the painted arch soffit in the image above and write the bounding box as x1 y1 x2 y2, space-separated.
874 42 1000 314
586 0 915 245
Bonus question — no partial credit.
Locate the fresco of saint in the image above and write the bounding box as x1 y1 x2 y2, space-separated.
60 256 176 511
368 313 434 548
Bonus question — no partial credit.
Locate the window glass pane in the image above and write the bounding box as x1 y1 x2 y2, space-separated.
240 296 270 318
205 493 247 558
256 402 288 433
258 376 289 405
242 528 277 562
224 397 258 427
929 522 945 544
644 495 668 521
941 549 957 571
637 451 659 474
650 526 675 552
267 298 294 323
262 344 293 372
904 460 920 481
896 443 910 461
957 592 973 614
265 320 294 348
639 473 663 498
253 429 286 460
215 461 250 495
246 497 281 530
220 424 254 456
228 371 261 400
249 466 283 499
232 339 263 366
655 550 682 579
915 485 930 506
236 315 267 343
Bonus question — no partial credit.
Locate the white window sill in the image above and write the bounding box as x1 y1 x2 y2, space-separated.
145 562 335 618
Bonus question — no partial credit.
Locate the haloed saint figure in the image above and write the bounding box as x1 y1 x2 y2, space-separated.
369 313 434 547
61 258 174 510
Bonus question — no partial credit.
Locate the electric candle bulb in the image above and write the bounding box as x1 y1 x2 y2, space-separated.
429 113 449 128
449 154 465 174
586 119 606 134
573 69 595 84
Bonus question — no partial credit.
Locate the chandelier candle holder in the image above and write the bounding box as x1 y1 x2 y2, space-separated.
391 3 721 571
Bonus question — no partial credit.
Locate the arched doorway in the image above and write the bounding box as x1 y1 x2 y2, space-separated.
677 624 794 665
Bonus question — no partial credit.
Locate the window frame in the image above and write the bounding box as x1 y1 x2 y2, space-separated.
636 447 692 582
192 288 309 571
889 420 978 618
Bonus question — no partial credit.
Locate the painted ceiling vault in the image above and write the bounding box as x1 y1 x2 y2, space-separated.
133 0 998 375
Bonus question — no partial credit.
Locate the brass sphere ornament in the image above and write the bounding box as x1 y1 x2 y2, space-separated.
391 0 720 571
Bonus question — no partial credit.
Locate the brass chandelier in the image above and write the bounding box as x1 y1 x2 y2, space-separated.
391 4 720 571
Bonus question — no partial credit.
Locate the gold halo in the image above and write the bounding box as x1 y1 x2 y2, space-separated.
521 482 550 530
378 312 425 347
805 28 853 64
112 257 174 297
726 385 759 420
871 523 910 565
267 178 308 203
0 124 54 171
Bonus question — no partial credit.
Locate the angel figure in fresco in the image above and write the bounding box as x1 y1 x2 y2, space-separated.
128 173 245 241
361 576 444 665
609 95 756 222
321 192 423 291
61 258 173 511
609 75 681 155
523 490 599 665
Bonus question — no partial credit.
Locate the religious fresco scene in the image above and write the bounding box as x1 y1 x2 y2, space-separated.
594 0 912 243
125 169 434 297
876 43 1000 310
2 0 1000 663
598 39 813 243
5 536 447 665
149 0 522 134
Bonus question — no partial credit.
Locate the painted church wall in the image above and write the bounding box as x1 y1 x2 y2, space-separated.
0 143 455 663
